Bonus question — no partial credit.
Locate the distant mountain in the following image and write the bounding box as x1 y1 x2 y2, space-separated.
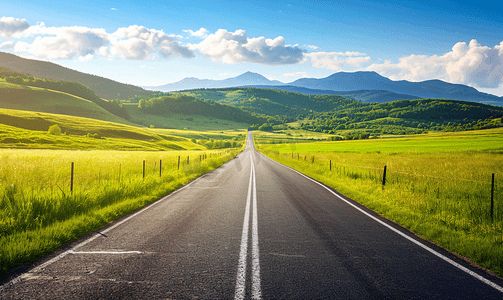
0 52 151 100
149 70 503 106
248 85 420 103
290 71 503 106
146 71 283 91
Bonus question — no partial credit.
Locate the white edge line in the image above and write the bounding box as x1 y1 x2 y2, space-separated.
69 251 144 254
0 170 208 292
234 152 253 300
257 151 503 293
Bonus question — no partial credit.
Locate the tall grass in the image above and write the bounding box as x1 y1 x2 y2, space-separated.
0 148 241 277
257 142 503 277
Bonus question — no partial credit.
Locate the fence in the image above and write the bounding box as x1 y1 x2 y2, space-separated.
274 151 502 224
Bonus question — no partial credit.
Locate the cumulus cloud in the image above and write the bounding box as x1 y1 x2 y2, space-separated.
189 29 304 65
306 51 371 70
8 21 193 61
0 41 14 49
16 25 109 60
305 45 319 50
365 39 503 88
0 16 30 38
111 25 194 60
183 28 209 39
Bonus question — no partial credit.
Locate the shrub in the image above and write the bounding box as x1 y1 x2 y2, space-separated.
48 124 62 135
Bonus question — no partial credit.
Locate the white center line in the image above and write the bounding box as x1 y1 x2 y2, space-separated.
235 152 261 300
251 155 262 299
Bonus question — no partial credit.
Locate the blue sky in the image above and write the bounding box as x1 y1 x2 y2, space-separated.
1 0 503 95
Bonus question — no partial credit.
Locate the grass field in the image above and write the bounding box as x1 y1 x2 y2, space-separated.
0 147 243 278
0 108 207 150
256 128 503 277
252 128 338 144
124 103 250 131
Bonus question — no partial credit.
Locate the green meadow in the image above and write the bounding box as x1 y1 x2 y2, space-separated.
0 147 243 277
256 128 503 276
0 108 207 151
124 103 250 131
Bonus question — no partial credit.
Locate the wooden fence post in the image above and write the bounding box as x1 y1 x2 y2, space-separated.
382 165 387 187
70 162 74 194
491 173 495 221
143 160 145 179
330 160 332 171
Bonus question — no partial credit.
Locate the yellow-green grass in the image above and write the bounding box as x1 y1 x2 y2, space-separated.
124 104 250 131
253 129 338 144
0 147 242 277
150 128 247 140
257 129 503 277
0 108 204 150
262 127 503 153
0 81 132 125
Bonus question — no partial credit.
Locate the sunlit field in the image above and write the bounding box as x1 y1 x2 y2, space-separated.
256 128 503 276
0 147 243 277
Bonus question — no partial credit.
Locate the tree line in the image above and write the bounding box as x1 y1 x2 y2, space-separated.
137 93 264 124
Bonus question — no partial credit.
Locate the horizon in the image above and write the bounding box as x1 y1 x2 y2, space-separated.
1 1 502 96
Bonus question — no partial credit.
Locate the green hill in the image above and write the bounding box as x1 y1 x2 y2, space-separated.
0 81 133 125
0 52 152 100
183 87 358 118
0 108 204 150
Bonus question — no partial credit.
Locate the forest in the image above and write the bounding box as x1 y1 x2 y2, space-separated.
137 93 264 125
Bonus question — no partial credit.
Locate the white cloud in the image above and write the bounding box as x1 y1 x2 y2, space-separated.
305 45 319 50
111 8 117 11
283 71 309 78
0 41 14 49
189 29 304 65
15 26 109 60
365 39 503 88
0 16 30 38
306 51 371 70
111 25 194 60
183 28 209 39
10 21 194 61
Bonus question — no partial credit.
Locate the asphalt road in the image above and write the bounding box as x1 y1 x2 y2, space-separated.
2 132 503 299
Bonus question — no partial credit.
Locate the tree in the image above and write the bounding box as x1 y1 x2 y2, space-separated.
48 124 62 135
138 99 146 109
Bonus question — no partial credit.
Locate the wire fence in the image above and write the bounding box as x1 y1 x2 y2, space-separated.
271 150 502 224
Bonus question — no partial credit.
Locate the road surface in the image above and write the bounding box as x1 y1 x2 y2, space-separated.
2 132 503 299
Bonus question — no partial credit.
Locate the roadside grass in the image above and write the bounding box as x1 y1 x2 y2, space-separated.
0 81 132 125
256 129 503 277
124 104 250 131
0 147 243 278
0 108 204 150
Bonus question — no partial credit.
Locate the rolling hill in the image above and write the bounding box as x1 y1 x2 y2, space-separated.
0 52 152 100
0 81 134 125
0 107 204 150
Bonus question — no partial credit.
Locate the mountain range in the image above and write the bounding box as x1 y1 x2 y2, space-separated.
147 71 503 106
1 51 501 106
